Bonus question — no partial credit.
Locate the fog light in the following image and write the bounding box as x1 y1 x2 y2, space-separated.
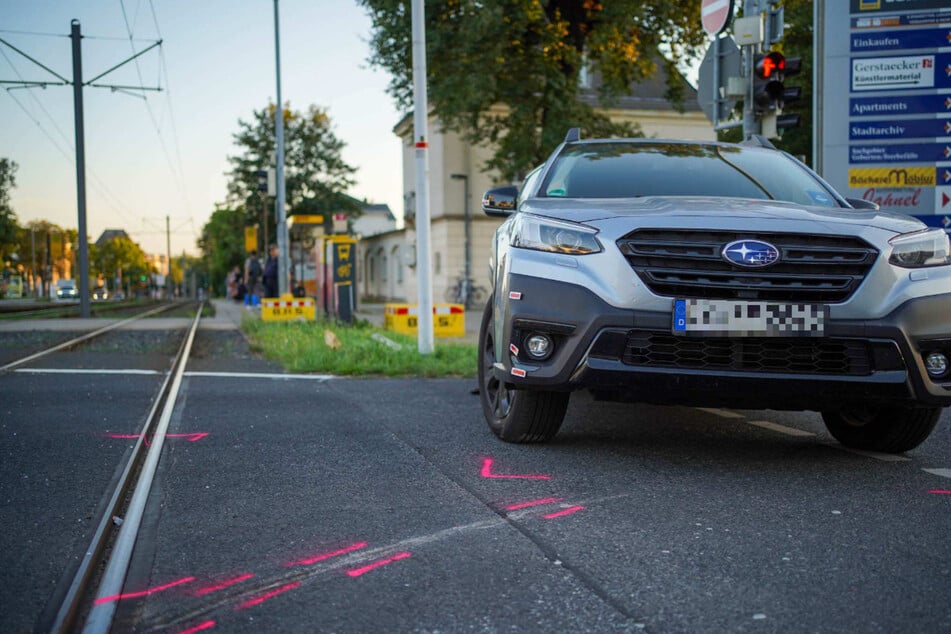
925 352 949 378
525 333 553 360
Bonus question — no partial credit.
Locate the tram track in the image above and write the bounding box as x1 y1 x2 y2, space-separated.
0 302 186 374
7 302 207 633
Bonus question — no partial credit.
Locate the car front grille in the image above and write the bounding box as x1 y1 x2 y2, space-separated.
617 229 878 302
622 330 874 375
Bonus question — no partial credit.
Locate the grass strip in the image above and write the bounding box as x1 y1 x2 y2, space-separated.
243 318 478 377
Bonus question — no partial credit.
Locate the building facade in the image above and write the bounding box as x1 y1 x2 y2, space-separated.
360 67 716 305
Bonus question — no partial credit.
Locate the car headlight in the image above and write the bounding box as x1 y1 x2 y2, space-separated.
511 213 602 255
888 229 950 268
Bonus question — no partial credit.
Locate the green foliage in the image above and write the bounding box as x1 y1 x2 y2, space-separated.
226 103 360 230
359 0 706 180
90 235 151 290
244 318 478 377
0 158 19 261
199 206 248 296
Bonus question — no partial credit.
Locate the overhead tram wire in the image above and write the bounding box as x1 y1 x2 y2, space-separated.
0 31 143 220
119 0 194 226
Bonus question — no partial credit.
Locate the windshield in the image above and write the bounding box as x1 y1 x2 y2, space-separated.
539 142 841 208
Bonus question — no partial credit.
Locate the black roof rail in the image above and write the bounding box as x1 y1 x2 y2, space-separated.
564 128 581 143
741 134 777 150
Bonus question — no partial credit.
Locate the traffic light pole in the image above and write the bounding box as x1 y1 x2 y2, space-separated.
70 20 91 318
742 0 760 140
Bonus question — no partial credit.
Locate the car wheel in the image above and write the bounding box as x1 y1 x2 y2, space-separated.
478 297 569 443
821 405 941 453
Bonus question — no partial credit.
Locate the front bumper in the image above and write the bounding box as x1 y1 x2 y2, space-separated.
499 274 951 410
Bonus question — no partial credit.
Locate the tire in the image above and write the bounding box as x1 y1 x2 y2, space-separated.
477 297 569 443
821 405 941 453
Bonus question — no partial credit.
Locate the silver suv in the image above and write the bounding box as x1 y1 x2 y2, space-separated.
478 132 951 453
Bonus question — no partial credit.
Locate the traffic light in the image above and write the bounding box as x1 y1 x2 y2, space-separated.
255 169 268 192
753 52 802 115
753 52 786 112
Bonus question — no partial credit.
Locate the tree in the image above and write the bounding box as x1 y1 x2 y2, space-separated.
359 0 707 180
198 205 248 297
0 159 19 261
226 103 359 239
90 235 151 293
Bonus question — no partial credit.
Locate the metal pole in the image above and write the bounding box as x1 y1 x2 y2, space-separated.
411 0 434 353
71 20 90 318
273 0 288 297
712 34 721 127
813 0 824 173
165 214 171 298
30 227 36 298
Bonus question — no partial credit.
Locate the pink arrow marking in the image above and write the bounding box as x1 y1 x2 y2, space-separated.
103 432 209 444
346 552 412 578
543 505 585 520
235 581 300 610
94 576 195 604
504 497 563 511
929 490 951 495
480 458 551 480
286 541 368 567
193 573 255 597
167 433 210 442
179 621 216 634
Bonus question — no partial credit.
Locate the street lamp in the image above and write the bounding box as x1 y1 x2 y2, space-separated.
450 173 470 308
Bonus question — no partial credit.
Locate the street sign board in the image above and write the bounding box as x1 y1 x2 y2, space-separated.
817 1 951 230
697 35 742 124
701 0 735 36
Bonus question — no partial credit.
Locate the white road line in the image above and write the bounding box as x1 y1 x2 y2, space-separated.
824 443 911 462
14 368 160 375
923 468 951 479
745 420 816 437
184 371 338 380
695 407 746 419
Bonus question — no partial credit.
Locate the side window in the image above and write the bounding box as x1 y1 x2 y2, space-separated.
517 167 543 207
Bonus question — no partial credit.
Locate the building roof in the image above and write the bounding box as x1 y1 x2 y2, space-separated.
95 229 131 247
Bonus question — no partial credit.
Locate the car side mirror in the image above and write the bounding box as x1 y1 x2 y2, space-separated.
846 197 880 210
482 186 519 217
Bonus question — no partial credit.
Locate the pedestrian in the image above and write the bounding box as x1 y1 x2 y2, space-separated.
244 250 262 305
263 243 279 298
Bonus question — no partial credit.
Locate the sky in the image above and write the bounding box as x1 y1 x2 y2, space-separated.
1 0 404 257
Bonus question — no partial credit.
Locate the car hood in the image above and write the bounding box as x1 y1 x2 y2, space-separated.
519 196 925 235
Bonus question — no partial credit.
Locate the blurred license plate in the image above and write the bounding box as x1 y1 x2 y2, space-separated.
673 299 828 337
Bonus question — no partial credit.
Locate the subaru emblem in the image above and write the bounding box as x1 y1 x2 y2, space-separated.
721 239 780 267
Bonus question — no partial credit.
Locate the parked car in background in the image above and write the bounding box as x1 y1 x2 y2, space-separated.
55 280 78 300
478 131 951 453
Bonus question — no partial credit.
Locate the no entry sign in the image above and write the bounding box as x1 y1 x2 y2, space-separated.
701 0 735 36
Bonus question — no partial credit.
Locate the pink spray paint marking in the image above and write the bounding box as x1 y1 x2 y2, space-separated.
346 552 412 578
193 573 255 597
235 581 301 610
480 457 551 480
543 505 585 520
929 490 951 495
167 433 210 442
286 541 368 567
504 497 563 511
103 432 208 445
94 576 195 605
178 621 216 634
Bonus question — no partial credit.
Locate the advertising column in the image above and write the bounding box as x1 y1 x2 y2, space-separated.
820 0 951 231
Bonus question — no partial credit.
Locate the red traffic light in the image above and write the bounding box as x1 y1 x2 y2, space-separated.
756 52 786 79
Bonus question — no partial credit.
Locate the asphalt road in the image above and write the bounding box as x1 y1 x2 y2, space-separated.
2 325 950 633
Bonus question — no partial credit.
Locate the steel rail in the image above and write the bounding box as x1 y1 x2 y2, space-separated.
0 302 177 373
81 303 203 633
46 302 204 633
